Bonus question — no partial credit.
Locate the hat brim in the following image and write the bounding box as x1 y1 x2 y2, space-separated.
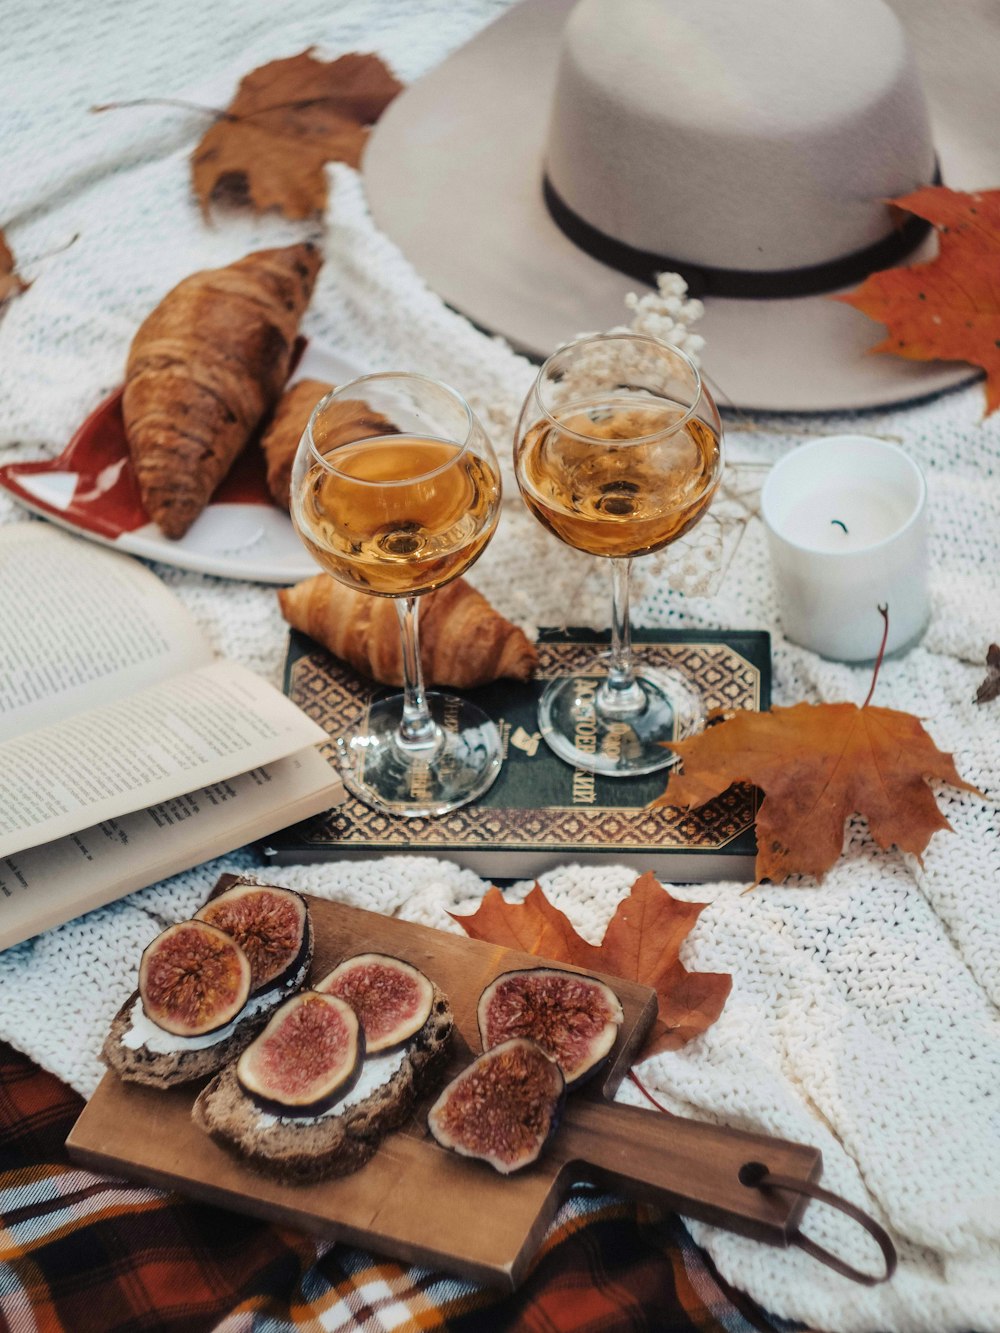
364 0 998 413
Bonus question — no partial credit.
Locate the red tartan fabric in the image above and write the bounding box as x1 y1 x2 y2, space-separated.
0 1041 786 1333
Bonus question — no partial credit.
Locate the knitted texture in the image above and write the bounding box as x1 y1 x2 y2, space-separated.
1 4 999 1332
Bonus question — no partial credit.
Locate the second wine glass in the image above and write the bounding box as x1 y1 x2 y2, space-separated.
513 333 724 776
291 372 504 816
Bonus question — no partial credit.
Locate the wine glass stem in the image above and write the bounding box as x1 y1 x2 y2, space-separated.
395 596 439 750
598 557 646 716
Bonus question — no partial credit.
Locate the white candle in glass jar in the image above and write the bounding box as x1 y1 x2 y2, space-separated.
760 436 930 662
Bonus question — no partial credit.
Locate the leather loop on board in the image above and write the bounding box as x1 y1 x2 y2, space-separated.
742 1165 897 1286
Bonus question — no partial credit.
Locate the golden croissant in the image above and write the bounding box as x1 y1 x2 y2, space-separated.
259 378 332 509
278 574 537 688
259 379 399 510
123 242 321 539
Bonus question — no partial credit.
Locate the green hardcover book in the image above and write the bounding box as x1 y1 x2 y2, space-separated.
262 628 770 883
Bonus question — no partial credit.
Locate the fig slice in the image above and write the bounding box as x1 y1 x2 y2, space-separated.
195 882 310 993
314 953 434 1053
237 991 363 1118
427 1038 565 1174
477 967 624 1089
139 919 252 1037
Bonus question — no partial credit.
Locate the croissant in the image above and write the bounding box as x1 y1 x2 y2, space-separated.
259 379 399 509
278 573 538 688
260 378 332 508
123 242 321 539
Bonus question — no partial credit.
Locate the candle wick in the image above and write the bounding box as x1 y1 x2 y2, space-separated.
830 519 849 533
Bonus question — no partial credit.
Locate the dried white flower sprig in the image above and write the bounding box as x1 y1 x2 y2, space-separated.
622 271 705 366
573 271 706 362
549 272 707 414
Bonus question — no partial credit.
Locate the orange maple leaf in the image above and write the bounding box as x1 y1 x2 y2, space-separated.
452 872 731 1059
191 49 402 220
836 186 1000 414
658 701 980 886
0 229 29 308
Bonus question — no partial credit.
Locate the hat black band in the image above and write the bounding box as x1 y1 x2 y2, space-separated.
542 171 939 300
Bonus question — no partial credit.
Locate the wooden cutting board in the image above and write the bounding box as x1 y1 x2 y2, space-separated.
68 894 821 1289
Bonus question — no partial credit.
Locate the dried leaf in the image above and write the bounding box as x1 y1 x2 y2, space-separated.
836 186 1000 415
192 49 402 219
452 871 731 1059
0 229 29 307
659 702 980 886
454 884 603 970
975 643 1000 704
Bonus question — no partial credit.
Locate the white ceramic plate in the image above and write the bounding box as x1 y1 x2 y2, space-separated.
0 344 363 584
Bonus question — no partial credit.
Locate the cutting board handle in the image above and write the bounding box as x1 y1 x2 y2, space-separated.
559 1098 895 1284
561 1097 819 1245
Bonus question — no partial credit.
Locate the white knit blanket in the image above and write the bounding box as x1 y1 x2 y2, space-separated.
2 4 999 1331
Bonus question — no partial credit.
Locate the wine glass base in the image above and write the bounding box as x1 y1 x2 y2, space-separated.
538 665 704 777
335 692 503 817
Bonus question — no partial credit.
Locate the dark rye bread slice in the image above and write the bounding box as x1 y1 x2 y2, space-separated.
101 942 314 1089
191 986 454 1184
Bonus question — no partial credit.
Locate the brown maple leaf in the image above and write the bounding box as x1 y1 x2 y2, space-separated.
836 186 1000 414
658 701 980 886
452 872 731 1059
0 229 29 308
975 643 1000 705
191 49 403 219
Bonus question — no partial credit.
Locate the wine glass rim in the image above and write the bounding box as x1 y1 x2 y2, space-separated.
303 370 477 485
533 332 706 445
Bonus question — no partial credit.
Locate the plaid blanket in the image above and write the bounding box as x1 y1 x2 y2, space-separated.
0 1042 791 1333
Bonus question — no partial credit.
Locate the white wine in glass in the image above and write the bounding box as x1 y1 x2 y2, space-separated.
514 334 724 776
291 373 504 816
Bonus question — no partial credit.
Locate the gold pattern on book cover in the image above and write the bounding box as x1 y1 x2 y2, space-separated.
287 639 759 855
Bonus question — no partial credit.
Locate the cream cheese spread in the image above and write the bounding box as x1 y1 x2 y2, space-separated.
254 1046 407 1127
120 963 309 1053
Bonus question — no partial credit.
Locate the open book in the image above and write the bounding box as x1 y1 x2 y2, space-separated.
0 524 342 951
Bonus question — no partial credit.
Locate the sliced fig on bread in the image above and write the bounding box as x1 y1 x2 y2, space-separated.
427 1038 565 1174
192 981 455 1184
103 886 312 1090
195 882 312 994
139 919 252 1037
315 953 434 1053
237 992 363 1118
477 967 624 1089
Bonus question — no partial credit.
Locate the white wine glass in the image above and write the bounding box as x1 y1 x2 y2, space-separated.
290 372 504 815
513 333 724 776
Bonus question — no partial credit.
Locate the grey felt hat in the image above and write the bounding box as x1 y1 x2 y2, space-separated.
364 0 999 412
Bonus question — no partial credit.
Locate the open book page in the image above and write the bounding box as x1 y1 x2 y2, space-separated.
0 748 343 952
0 525 211 743
0 660 328 859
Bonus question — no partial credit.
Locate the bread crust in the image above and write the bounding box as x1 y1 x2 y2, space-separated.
191 987 454 1184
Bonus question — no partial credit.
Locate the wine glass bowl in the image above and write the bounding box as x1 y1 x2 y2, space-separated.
513 333 724 776
291 372 504 816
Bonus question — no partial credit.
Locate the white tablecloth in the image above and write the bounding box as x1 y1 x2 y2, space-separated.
1 4 998 1330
